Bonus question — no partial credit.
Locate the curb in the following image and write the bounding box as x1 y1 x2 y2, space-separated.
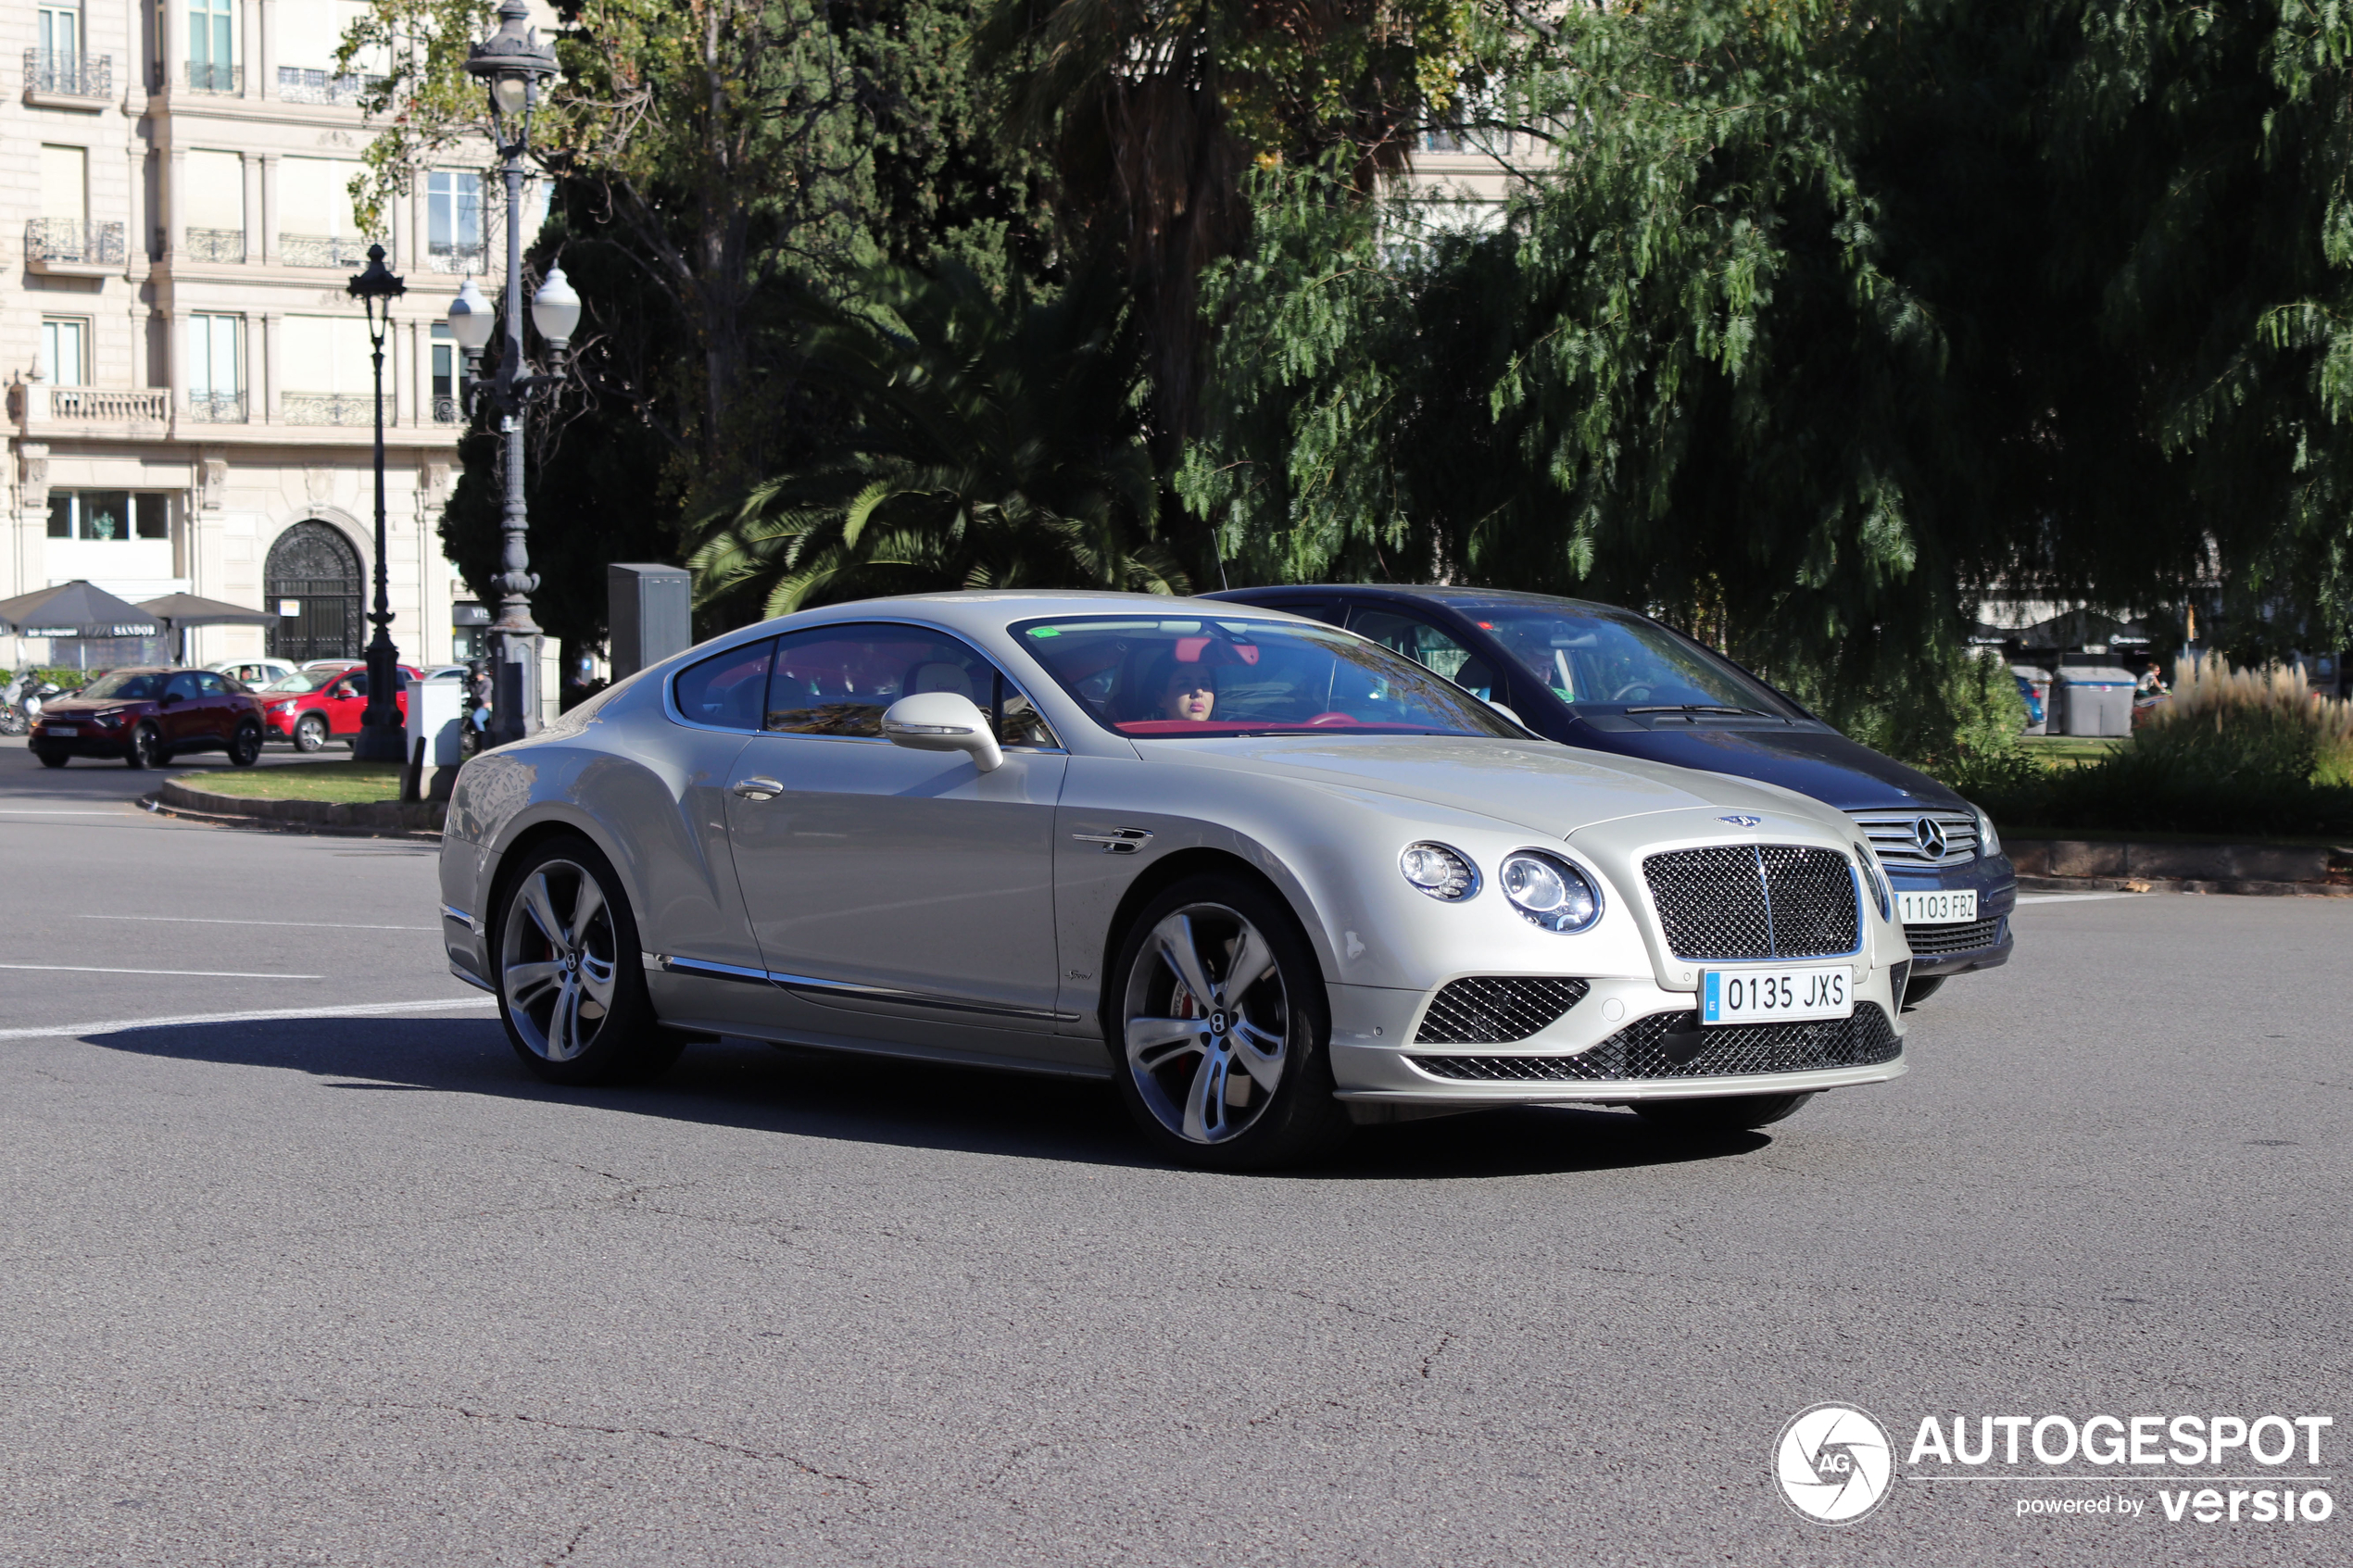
2007 838 2340 883
2017 873 2353 898
154 776 446 839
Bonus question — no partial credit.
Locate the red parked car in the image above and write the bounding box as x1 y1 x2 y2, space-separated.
258 664 418 751
31 667 267 769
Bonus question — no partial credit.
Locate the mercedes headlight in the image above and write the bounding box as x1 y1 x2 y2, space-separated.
1969 801 2002 858
1499 851 1603 933
1853 842 1893 922
1400 842 1478 902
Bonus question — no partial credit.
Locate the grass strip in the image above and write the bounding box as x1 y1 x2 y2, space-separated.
172 761 407 804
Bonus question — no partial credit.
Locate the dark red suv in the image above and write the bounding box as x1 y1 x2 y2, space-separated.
31 667 267 769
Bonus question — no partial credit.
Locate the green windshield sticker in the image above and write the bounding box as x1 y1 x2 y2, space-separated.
1026 627 1059 637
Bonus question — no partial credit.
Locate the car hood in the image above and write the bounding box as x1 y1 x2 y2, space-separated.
1570 721 1962 811
1130 734 1844 839
41 697 140 717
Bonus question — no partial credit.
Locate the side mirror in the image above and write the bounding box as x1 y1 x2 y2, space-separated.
159 691 183 706
1486 699 1527 730
880 691 1002 773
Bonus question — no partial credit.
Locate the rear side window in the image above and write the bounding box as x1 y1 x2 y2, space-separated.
673 638 775 731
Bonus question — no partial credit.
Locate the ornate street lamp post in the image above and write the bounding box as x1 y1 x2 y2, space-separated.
459 0 564 746
346 243 408 763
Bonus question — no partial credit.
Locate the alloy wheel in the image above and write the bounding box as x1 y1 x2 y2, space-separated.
295 714 328 752
1120 902 1290 1144
499 859 622 1063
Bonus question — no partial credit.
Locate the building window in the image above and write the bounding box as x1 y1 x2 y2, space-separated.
432 321 459 421
38 1 79 58
41 317 87 384
187 313 245 421
45 491 168 542
427 171 485 272
187 0 238 92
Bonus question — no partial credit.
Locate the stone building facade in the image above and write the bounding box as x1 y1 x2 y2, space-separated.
4 0 549 677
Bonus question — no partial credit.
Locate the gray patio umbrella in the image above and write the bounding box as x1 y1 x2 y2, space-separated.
135 592 280 663
0 580 162 640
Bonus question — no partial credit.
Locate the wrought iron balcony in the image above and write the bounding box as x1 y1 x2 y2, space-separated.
279 233 387 269
276 65 384 106
186 391 247 422
427 242 488 275
24 49 110 97
25 219 125 267
183 59 241 94
283 393 386 426
183 227 245 263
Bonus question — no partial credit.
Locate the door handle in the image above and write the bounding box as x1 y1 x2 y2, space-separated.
732 776 784 801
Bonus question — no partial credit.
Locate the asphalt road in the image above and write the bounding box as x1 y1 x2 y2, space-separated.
0 737 2346 1567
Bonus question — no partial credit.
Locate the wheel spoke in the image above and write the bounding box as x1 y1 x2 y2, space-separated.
1225 924 1276 1004
520 872 568 950
504 959 562 1005
1151 913 1217 1010
1179 1047 1229 1142
549 979 582 1060
570 874 606 945
1228 1018 1285 1092
1126 1015 1205 1073
577 952 617 1007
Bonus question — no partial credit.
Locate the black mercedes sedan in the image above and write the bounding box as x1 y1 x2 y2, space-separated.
1208 584 2015 1003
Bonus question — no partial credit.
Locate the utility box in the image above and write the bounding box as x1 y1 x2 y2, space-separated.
609 564 692 683
2055 664 2135 737
404 676 466 800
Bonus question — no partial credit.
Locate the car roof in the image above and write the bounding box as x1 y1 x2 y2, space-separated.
1212 583 1643 619
744 589 1326 642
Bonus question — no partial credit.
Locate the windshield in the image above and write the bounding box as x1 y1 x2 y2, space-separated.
1451 604 1804 718
80 671 163 700
1016 616 1521 740
268 671 337 693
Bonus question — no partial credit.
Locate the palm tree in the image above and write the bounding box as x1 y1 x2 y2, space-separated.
688 259 1189 617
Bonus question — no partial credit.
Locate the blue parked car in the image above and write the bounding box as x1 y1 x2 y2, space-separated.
1207 584 2015 1003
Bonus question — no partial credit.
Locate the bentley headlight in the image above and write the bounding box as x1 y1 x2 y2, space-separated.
1499 851 1602 933
1853 842 1893 922
1400 842 1478 901
1969 801 2002 858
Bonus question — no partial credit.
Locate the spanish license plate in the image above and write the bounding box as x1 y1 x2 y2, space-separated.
1896 889 1978 925
47 725 76 737
1701 965 1854 1025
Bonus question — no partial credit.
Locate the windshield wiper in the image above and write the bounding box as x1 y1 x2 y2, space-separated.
1622 704 1792 721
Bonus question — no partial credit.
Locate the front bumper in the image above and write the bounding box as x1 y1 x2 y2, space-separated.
1324 972 1906 1107
31 728 132 757
1890 853 2017 978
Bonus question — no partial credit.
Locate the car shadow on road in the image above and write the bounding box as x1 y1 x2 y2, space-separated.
74 1014 1772 1178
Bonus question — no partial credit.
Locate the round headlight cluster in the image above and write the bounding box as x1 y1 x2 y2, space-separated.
1853 842 1893 922
1969 800 2002 857
1400 842 1478 901
1499 851 1603 934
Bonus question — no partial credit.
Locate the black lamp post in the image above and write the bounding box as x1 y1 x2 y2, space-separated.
457 0 567 747
346 243 408 763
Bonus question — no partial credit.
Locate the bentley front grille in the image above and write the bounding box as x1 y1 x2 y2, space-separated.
1413 977 1592 1045
1903 915 2005 957
1641 845 1860 960
1849 809 1981 868
1408 1002 1900 1083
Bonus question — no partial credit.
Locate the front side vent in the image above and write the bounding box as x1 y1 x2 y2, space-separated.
1413 977 1591 1045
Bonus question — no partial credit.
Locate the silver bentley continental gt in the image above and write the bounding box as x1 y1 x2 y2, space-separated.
438 593 1913 1169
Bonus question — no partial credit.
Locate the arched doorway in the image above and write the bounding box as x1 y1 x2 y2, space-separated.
264 521 363 663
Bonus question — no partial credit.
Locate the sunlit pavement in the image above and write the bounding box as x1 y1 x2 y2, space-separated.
0 741 2345 1567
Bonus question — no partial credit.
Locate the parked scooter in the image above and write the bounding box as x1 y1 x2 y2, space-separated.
0 669 60 736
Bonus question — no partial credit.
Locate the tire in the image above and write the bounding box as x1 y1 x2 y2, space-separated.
1635 1092 1815 1135
1903 972 1946 1008
33 746 68 769
0 712 25 737
1106 872 1353 1171
491 834 684 1085
227 721 263 767
293 713 330 753
125 722 166 770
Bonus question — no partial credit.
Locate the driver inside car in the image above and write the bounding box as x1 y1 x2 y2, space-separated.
1157 662 1216 722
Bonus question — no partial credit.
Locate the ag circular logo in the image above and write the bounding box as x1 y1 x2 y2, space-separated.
1775 1401 1894 1524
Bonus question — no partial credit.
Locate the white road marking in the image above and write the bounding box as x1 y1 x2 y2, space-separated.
0 996 497 1043
0 963 325 979
80 914 439 932
2014 892 2145 905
